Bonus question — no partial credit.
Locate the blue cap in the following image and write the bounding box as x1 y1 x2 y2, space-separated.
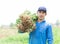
38 7 47 13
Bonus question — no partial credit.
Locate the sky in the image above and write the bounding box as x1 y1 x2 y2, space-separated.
0 0 60 25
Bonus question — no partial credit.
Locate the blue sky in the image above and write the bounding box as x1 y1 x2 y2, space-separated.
0 0 60 25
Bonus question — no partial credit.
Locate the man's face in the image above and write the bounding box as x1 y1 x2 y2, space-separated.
37 11 46 20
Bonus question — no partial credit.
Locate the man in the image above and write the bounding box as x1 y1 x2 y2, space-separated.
29 7 53 44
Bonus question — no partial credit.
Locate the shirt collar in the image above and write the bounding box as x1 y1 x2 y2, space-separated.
36 19 46 24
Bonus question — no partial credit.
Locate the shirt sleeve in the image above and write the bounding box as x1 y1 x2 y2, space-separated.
46 24 53 44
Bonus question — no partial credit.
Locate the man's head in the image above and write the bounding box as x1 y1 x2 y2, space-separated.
37 7 47 20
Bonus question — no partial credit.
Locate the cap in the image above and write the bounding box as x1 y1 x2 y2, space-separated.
38 7 47 13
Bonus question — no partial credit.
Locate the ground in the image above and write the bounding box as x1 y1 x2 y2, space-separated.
0 26 60 44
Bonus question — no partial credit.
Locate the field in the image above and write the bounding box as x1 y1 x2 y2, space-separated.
0 26 60 44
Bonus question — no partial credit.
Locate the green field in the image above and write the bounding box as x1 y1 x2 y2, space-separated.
0 26 60 44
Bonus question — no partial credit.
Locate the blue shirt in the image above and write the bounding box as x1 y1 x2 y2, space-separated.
29 20 53 44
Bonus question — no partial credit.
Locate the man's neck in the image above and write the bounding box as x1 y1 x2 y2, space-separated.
37 19 44 23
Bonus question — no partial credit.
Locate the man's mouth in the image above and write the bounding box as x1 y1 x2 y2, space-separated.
39 16 43 18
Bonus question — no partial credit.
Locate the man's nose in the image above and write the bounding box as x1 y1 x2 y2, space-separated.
39 14 42 16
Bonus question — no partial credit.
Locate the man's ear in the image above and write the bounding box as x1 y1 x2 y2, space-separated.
45 13 47 16
37 11 38 14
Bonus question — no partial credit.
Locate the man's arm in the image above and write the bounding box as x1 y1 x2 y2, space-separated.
46 24 53 44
